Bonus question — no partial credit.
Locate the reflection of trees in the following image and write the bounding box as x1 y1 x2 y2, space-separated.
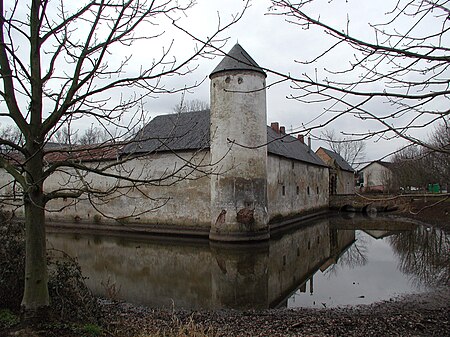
326 231 369 276
388 226 450 287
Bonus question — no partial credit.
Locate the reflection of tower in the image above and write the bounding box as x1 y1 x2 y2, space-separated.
210 242 269 309
209 44 269 242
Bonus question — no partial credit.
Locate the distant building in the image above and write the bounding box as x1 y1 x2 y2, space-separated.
358 160 395 192
316 147 355 195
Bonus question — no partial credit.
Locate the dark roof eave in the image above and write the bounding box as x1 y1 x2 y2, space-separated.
209 68 267 78
268 152 328 168
119 147 210 157
121 146 328 168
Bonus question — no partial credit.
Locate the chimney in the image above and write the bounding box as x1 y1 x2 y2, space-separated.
308 136 311 153
270 122 279 133
297 134 304 144
280 126 286 134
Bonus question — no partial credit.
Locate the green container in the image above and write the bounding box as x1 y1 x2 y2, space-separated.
428 183 440 193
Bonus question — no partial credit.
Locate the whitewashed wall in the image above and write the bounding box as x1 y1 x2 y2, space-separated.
1 150 212 228
362 162 392 191
2 150 332 231
267 155 329 221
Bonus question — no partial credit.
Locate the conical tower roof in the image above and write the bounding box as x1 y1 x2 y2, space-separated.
210 43 266 78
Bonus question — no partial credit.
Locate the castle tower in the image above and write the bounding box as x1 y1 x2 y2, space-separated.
209 43 269 241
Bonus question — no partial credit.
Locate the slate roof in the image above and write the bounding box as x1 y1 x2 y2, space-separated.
267 127 326 167
318 147 354 172
210 43 266 78
122 110 327 167
122 110 210 154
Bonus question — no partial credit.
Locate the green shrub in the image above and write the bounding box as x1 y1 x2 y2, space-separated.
0 218 100 324
81 323 103 336
0 220 25 310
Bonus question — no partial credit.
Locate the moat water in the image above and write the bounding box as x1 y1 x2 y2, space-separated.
46 214 449 310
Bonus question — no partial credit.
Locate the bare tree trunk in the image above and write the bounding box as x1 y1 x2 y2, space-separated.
21 151 49 321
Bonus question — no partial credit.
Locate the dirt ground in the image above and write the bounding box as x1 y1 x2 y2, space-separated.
395 196 450 230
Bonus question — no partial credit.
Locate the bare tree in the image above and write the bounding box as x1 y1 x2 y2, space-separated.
0 0 245 320
392 120 450 191
427 121 450 186
78 124 110 145
268 0 449 155
173 98 210 114
391 145 428 191
0 124 22 153
321 129 365 168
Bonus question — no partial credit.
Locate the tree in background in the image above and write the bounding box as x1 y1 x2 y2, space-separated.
0 0 244 320
0 124 22 154
173 98 210 114
391 145 428 190
321 129 365 169
78 124 110 145
427 121 450 186
269 0 449 156
391 120 449 190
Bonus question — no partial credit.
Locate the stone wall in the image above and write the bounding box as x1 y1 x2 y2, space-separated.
267 155 329 221
1 150 212 229
336 170 355 195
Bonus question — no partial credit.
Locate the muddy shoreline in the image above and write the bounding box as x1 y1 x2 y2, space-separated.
99 286 449 336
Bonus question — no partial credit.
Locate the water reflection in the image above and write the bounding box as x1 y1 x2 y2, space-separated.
388 226 450 287
46 215 449 310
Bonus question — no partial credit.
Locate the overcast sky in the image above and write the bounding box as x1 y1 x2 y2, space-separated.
136 0 437 164
1 0 440 165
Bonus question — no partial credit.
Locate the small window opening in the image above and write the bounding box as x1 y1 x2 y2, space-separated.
307 186 310 195
296 186 299 195
282 185 286 196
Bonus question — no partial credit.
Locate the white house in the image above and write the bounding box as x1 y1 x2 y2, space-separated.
358 160 395 192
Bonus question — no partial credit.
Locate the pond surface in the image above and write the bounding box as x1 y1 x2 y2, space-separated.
46 215 449 310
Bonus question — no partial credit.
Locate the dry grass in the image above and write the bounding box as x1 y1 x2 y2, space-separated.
140 315 218 337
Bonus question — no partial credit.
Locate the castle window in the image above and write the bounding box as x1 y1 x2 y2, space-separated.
307 186 310 195
317 186 319 194
282 185 286 196
291 162 295 169
296 186 299 195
